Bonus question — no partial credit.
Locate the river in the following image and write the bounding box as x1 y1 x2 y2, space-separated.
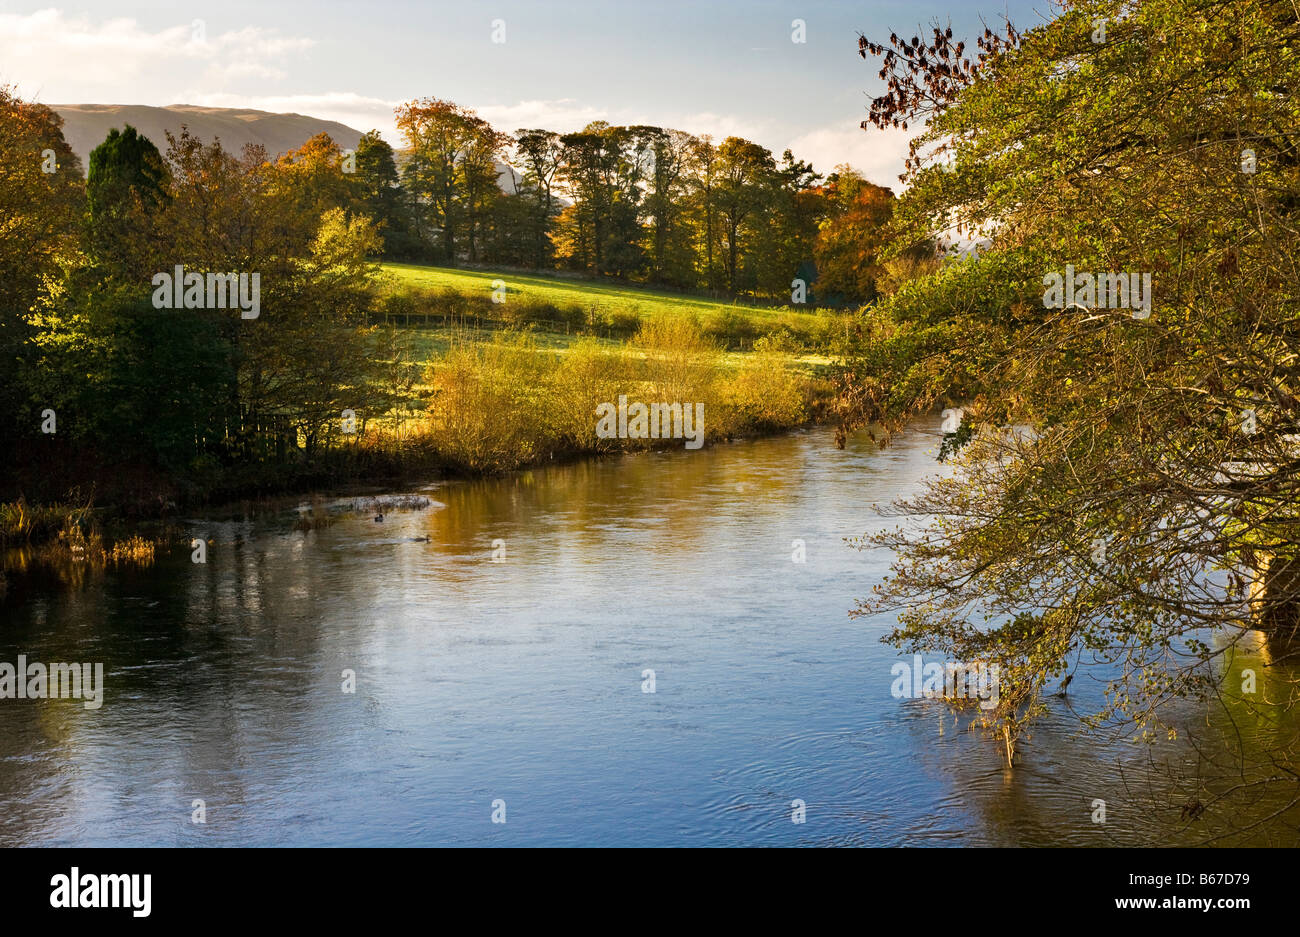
0 423 1296 846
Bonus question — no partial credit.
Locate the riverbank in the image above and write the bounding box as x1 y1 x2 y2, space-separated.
1 304 841 604
0 402 837 602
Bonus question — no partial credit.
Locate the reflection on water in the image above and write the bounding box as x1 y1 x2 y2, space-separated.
1 424 1298 846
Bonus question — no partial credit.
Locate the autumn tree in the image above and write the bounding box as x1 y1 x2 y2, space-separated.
0 86 84 485
351 130 421 259
460 123 511 263
643 128 699 287
0 88 81 313
513 128 565 267
274 132 355 225
689 136 722 292
813 168 900 304
845 0 1300 821
558 123 621 275
396 98 506 264
85 124 169 278
751 149 825 299
713 137 775 294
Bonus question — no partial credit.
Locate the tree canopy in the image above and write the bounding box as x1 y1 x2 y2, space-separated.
844 0 1300 799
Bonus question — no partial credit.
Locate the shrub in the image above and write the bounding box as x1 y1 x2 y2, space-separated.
722 334 810 431
425 334 553 472
548 338 632 451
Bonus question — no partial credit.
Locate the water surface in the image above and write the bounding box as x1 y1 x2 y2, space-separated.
1 424 1295 846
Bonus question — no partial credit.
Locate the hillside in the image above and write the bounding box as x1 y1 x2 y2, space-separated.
52 104 366 172
52 104 525 192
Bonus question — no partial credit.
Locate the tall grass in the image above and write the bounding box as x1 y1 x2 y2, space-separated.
0 496 159 589
425 334 555 472
0 497 96 547
423 319 815 473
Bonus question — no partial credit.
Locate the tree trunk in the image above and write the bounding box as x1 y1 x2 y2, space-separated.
1251 553 1300 647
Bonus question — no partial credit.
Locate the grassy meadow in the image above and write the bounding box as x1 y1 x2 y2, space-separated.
377 262 844 372
382 262 828 329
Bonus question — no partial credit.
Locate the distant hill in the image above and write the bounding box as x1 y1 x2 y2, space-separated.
51 103 524 194
52 104 365 173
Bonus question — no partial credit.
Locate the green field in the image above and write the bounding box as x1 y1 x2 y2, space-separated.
380 263 840 375
381 262 829 328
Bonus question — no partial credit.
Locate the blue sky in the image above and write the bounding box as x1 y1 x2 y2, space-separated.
1 0 1051 184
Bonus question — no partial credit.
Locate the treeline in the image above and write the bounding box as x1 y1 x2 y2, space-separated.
345 97 900 303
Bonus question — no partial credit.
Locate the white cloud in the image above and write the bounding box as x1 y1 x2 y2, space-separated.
677 111 767 144
0 9 312 100
475 99 608 134
207 62 290 82
785 122 916 189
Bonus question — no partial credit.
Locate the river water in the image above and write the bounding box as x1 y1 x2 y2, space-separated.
1 423 1296 846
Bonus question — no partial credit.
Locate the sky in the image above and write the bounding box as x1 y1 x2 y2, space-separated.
1 0 1052 187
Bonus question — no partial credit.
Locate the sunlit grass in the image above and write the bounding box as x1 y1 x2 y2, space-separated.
381 262 820 325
